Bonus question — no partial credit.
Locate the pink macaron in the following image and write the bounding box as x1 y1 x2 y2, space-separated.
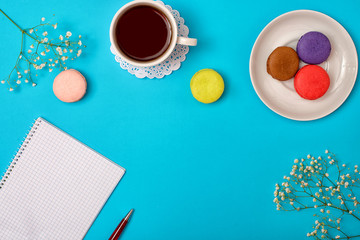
53 69 87 103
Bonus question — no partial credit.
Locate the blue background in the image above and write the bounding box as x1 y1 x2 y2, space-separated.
1 0 360 239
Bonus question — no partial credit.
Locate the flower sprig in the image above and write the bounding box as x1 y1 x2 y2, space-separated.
274 150 360 239
0 9 85 91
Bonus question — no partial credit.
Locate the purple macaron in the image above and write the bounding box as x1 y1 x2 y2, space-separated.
296 31 331 64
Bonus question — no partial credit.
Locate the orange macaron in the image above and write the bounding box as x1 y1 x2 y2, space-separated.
294 65 330 100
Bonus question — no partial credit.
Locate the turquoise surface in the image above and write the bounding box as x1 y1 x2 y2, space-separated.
1 0 359 239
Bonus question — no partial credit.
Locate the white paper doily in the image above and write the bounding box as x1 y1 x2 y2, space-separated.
110 1 190 79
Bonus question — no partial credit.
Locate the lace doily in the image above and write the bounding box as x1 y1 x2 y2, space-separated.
110 1 190 79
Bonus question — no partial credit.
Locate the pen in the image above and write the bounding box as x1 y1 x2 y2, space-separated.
108 209 134 240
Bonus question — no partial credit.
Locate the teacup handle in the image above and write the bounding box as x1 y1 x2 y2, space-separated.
177 36 197 46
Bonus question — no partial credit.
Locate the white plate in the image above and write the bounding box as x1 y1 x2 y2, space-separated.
249 10 358 121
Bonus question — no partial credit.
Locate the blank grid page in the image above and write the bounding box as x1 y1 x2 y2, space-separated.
0 118 125 240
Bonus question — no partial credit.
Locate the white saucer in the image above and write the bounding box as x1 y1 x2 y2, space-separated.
249 10 358 121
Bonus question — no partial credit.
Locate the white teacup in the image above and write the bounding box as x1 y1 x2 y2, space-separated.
110 0 197 67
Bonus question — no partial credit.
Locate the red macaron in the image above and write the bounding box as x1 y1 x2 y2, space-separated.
294 65 330 100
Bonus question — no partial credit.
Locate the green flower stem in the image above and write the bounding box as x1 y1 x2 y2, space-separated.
1 9 78 48
0 8 23 32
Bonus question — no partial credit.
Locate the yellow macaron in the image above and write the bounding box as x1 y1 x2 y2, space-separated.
190 69 224 104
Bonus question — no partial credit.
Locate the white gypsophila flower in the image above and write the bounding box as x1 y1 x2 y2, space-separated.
28 49 32 53
32 83 36 87
16 80 21 84
40 51 46 56
325 150 329 154
29 29 33 34
66 31 72 38
25 79 28 83
53 23 57 29
77 49 82 57
78 40 82 46
43 38 48 43
42 31 48 36
41 17 45 21
59 35 64 41
9 87 14 91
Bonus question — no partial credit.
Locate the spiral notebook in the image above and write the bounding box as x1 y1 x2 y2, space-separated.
0 117 125 240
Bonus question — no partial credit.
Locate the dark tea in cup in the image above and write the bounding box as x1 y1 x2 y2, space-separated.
115 5 172 62
110 0 197 67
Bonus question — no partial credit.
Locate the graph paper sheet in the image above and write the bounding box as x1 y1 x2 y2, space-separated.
0 117 125 240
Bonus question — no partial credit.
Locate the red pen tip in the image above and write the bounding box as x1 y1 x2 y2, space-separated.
124 209 134 222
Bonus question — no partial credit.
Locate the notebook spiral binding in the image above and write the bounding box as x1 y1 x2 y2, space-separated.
0 118 42 190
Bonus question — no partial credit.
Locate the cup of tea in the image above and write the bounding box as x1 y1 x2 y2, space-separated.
110 0 197 67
